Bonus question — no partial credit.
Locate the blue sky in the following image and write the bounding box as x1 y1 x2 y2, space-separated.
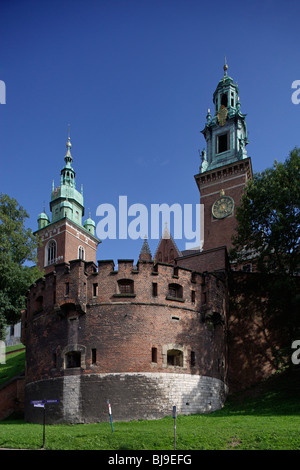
1 0 300 263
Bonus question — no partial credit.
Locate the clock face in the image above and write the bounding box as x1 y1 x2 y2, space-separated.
212 195 234 219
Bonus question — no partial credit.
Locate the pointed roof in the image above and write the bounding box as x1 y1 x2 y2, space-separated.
153 223 182 264
139 236 152 262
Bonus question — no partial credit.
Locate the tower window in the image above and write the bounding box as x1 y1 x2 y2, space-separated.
65 351 81 368
78 246 85 260
152 282 158 297
167 349 183 367
65 282 69 296
92 348 97 364
221 93 228 107
47 239 57 265
217 132 229 154
191 351 196 367
151 347 157 363
118 279 134 294
168 283 183 299
93 283 98 296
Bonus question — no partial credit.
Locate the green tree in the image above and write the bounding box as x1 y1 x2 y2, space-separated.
231 148 300 275
0 194 42 339
230 149 300 366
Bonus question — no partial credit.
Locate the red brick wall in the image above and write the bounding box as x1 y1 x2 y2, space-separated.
176 246 229 273
195 158 252 251
0 377 25 421
23 259 228 385
36 218 99 274
228 272 293 392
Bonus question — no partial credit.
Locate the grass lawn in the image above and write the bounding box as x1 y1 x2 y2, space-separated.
0 345 25 386
0 368 300 450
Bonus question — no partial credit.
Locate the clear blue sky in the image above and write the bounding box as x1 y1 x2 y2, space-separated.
1 0 300 263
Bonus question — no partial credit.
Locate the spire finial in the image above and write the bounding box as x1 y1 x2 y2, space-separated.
65 124 72 164
223 56 228 75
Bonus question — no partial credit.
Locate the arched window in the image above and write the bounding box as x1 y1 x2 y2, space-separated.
167 349 183 367
78 246 85 260
47 239 56 266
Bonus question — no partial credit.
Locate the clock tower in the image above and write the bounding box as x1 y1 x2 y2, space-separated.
34 135 101 274
195 61 253 252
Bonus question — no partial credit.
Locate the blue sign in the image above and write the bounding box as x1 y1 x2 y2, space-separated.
31 399 59 405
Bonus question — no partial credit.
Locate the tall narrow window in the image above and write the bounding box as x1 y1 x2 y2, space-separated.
92 348 97 364
93 283 98 297
65 282 69 296
221 93 228 107
218 133 229 154
231 91 234 107
152 282 158 297
191 351 196 367
191 290 195 303
152 347 157 363
47 239 56 265
78 246 85 260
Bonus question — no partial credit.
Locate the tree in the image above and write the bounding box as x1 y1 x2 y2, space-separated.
231 148 300 275
0 194 42 339
230 149 300 367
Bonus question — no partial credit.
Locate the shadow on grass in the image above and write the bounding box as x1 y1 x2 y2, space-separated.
212 368 300 417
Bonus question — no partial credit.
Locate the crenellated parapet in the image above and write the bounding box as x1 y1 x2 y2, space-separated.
24 257 228 327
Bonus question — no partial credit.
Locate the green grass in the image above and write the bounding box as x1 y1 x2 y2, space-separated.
0 344 25 386
0 367 300 450
1 348 300 450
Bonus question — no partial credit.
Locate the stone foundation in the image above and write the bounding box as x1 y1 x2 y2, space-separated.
25 372 227 424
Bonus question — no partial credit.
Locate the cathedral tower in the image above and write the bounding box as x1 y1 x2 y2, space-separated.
35 136 100 273
195 61 253 251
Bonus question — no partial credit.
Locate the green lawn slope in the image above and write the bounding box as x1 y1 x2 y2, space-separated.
0 363 299 450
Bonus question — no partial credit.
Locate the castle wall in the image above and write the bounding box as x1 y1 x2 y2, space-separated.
228 272 295 392
25 373 227 424
23 258 228 423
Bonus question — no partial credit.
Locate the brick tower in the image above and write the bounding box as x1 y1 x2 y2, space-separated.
194 60 253 252
34 135 100 273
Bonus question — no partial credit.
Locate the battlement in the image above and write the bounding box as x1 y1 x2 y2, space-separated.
24 256 226 325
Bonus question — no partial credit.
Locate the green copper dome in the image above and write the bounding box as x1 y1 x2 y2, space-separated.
50 136 85 225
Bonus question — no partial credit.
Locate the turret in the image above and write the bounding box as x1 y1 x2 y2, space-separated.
37 210 50 229
200 59 249 173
